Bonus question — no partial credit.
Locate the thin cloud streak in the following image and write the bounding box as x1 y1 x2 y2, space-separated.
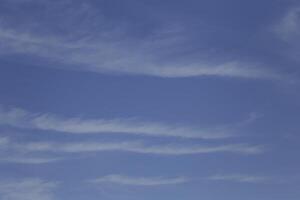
0 106 231 139
90 175 189 186
1 136 264 157
0 136 61 164
0 11 281 80
0 179 57 200
0 157 61 164
0 136 264 165
272 5 300 64
208 174 268 183
19 140 264 155
274 6 300 41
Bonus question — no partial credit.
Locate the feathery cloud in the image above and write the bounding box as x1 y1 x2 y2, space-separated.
0 179 57 200
274 6 300 41
0 1 281 79
90 175 188 186
208 174 267 183
0 136 61 164
15 138 264 156
0 157 61 164
0 136 264 161
0 26 277 79
0 106 231 139
272 5 300 64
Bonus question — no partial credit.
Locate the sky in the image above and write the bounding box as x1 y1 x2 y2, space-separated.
0 0 300 199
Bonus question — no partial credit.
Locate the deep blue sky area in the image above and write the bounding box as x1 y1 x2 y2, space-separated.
0 0 300 199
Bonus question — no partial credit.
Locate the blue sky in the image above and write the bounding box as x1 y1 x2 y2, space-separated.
0 0 300 199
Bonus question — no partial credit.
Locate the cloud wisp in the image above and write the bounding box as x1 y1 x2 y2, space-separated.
274 6 300 42
4 137 264 156
90 175 188 186
0 106 265 164
0 106 232 139
0 1 281 80
272 5 300 65
0 157 61 164
0 26 277 79
208 174 268 183
0 137 61 164
0 178 58 200
0 136 264 165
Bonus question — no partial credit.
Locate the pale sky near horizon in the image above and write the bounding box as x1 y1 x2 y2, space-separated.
0 0 300 199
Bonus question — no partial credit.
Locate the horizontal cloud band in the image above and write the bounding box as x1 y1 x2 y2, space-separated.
1 137 264 157
90 174 188 186
0 106 232 139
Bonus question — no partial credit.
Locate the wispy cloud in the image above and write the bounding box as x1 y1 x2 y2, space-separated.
0 157 61 164
274 6 300 41
0 179 58 200
0 1 280 79
90 175 188 186
0 136 264 159
0 26 277 79
0 106 232 139
272 5 300 64
15 139 264 156
208 174 268 183
0 136 61 164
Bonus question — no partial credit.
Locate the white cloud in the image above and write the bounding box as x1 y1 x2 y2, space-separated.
18 140 264 155
0 137 61 164
0 106 231 139
90 175 188 186
0 157 61 164
274 6 300 41
272 6 300 64
0 179 57 200
208 174 267 183
0 136 264 158
0 137 9 146
0 1 281 80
